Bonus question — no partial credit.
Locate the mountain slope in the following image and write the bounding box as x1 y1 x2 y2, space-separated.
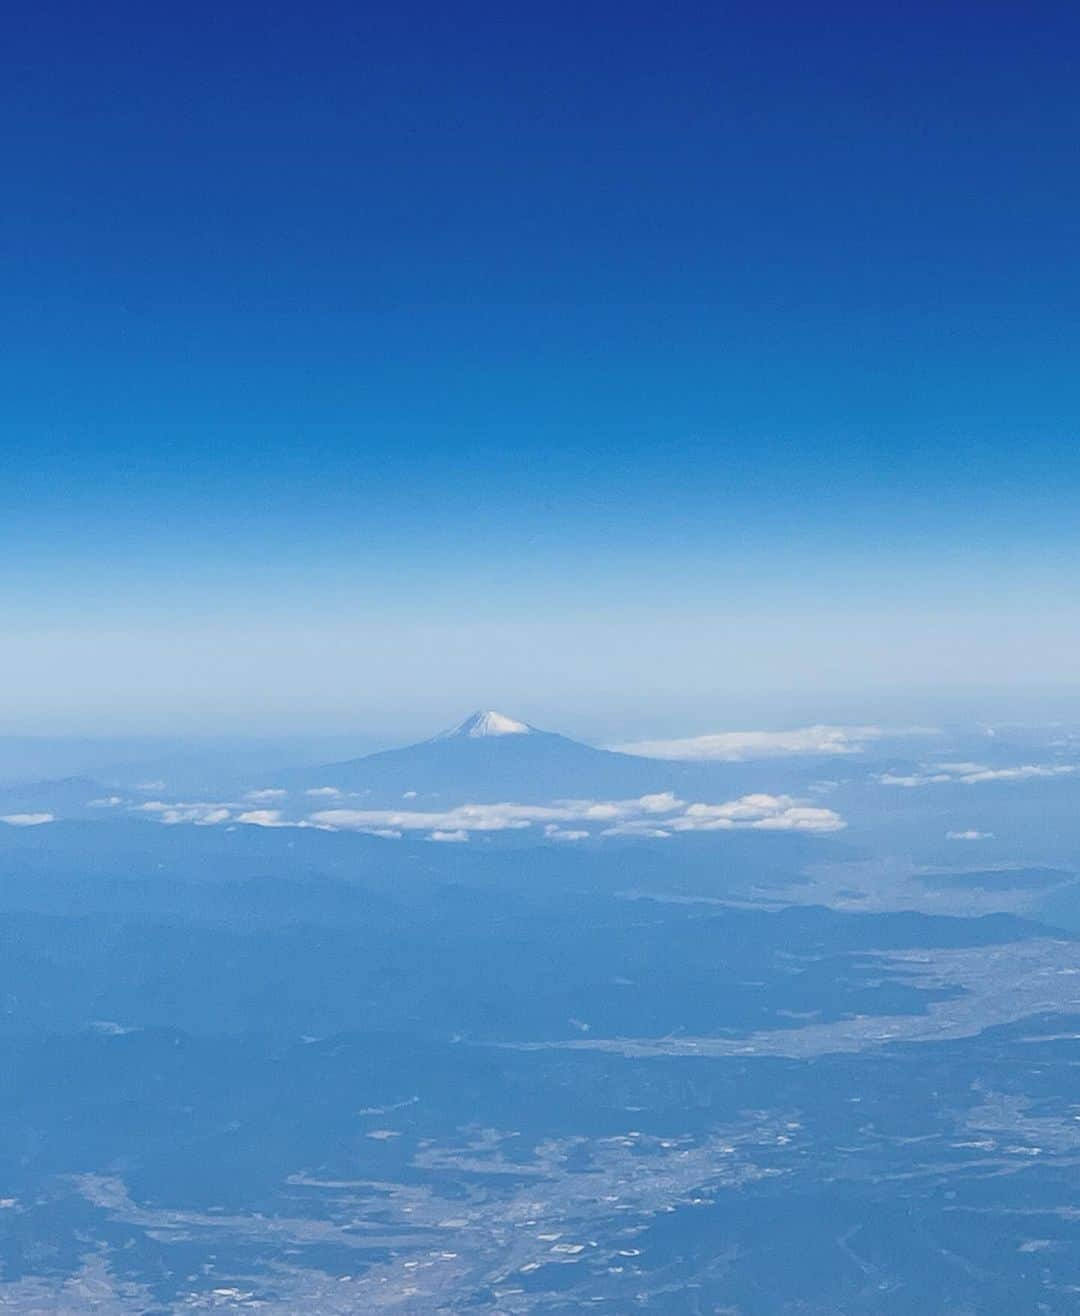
286 711 711 803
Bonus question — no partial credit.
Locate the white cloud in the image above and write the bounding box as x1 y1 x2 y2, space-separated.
244 788 287 802
311 796 672 837
305 786 341 798
961 764 1074 784
606 825 672 839
195 808 231 826
544 825 588 841
604 794 845 836
131 798 334 830
429 829 468 843
234 809 333 831
312 790 844 841
637 792 683 812
1 812 54 827
236 809 288 827
880 763 1076 788
89 796 124 808
174 805 230 826
136 801 232 825
947 830 995 841
613 725 885 761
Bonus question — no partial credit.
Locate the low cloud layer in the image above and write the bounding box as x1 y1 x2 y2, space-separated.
0 812 54 827
311 791 844 840
880 762 1076 788
311 793 679 836
137 800 233 826
114 785 846 843
602 794 845 837
614 725 885 761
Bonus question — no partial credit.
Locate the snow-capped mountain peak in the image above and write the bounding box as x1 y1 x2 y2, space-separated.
440 710 533 739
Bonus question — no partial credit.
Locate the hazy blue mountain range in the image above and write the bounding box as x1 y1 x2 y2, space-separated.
0 710 842 823
2 716 1080 1310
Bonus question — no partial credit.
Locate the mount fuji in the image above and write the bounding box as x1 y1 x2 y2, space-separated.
286 710 714 804
433 710 532 739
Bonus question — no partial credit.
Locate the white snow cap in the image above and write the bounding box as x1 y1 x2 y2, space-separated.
443 710 532 738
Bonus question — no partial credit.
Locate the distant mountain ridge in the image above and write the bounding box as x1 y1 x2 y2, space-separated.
0 775 109 821
0 712 861 824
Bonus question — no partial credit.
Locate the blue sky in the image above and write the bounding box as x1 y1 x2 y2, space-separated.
3 1 1079 734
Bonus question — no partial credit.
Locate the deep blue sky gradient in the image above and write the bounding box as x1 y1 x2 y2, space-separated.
3 1 1079 731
